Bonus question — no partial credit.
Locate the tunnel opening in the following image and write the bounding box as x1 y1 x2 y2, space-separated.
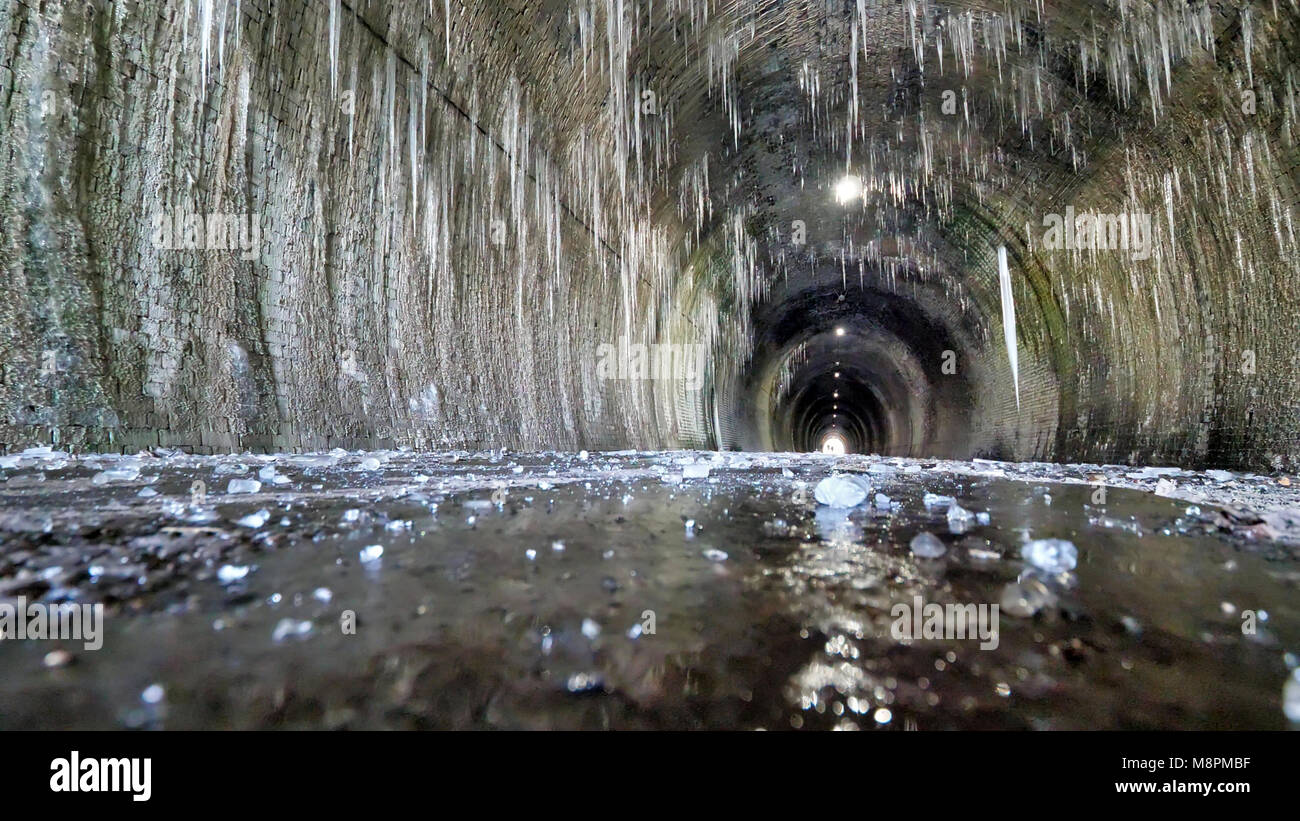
731 272 980 458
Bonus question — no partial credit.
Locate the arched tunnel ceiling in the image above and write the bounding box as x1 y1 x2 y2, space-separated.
1 0 1298 471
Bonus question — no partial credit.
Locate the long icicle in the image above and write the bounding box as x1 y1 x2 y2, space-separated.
998 246 1020 410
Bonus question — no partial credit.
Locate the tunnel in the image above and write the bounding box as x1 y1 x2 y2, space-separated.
1 0 1300 742
3 0 1297 469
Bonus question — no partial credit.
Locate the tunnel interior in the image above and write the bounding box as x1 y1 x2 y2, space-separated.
4 0 1300 739
1 0 1298 470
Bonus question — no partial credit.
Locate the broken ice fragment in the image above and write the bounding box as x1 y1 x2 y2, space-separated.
947 503 976 533
359 544 384 563
565 672 603 693
92 465 140 484
909 531 947 558
702 548 729 562
814 475 869 508
1129 466 1181 479
217 564 251 584
237 509 270 528
1021 538 1078 573
682 463 711 479
272 618 313 643
922 492 955 510
258 465 291 485
226 478 261 494
43 650 73 668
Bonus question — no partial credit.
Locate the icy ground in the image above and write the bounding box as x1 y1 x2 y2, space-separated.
1 446 1298 729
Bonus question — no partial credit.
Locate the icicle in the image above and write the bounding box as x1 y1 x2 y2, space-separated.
998 246 1020 410
329 0 340 96
198 0 215 102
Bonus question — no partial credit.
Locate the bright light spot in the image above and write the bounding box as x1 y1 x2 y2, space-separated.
821 434 847 455
834 372 841 379
834 326 846 336
834 175 863 204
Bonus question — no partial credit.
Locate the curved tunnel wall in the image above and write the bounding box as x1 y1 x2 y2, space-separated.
1 1 1299 472
0 0 715 453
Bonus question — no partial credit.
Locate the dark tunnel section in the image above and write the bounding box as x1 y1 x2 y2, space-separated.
733 274 977 458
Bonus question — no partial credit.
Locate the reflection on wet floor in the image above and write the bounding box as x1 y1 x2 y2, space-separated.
1 447 1298 729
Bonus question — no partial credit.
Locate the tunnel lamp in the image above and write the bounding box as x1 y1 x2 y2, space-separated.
834 175 863 205
821 434 847 455
833 392 840 398
835 326 846 336
834 372 841 379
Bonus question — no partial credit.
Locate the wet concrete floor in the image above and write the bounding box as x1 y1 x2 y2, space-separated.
1 447 1298 729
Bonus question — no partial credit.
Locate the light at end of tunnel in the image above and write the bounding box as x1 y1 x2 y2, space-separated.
833 176 863 205
821 433 847 455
